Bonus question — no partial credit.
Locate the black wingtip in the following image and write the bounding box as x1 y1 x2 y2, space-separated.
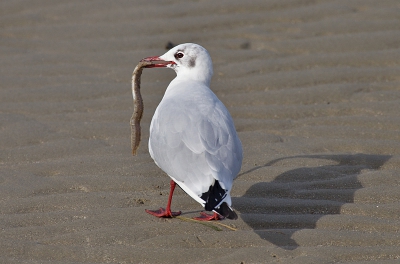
216 202 238 220
201 180 238 220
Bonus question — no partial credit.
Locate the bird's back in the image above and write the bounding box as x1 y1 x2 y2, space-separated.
149 80 242 209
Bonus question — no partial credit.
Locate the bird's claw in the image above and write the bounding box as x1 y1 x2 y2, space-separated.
193 212 222 221
145 207 181 218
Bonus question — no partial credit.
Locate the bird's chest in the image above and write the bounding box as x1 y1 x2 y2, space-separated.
152 99 199 133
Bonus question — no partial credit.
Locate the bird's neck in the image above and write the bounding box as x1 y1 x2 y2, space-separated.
171 76 210 88
165 77 212 97
174 73 211 87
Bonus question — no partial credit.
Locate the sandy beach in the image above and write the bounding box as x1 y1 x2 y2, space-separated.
1 0 400 263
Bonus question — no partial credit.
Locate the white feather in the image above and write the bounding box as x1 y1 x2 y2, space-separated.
148 43 243 209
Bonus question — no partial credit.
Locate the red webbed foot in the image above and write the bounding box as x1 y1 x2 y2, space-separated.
146 180 181 218
145 208 181 218
193 212 223 221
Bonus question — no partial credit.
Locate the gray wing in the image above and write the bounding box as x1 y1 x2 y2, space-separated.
149 83 243 201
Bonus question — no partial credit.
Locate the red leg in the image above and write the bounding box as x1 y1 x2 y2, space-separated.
146 180 181 218
193 212 222 221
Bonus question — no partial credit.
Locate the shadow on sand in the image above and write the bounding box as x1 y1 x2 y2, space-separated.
233 153 391 249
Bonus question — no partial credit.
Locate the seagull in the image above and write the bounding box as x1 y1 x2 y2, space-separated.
141 43 243 221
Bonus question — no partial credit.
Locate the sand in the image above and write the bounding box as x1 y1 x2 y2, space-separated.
1 0 400 263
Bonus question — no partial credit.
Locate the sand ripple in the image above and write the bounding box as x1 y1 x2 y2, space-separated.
1 0 399 263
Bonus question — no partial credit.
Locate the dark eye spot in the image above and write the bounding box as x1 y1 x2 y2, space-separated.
189 57 196 68
174 52 184 59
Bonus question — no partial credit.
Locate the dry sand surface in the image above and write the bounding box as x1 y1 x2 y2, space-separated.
1 0 400 263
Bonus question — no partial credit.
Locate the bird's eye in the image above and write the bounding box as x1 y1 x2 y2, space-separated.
174 52 184 59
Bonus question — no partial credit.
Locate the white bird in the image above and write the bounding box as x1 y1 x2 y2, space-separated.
141 43 243 220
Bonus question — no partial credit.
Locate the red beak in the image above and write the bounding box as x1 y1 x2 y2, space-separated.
140 56 175 68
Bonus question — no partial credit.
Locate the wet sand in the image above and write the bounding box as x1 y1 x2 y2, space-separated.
1 0 400 263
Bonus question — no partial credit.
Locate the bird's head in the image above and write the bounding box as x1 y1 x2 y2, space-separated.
141 43 213 85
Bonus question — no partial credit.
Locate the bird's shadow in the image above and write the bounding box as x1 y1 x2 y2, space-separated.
233 153 391 249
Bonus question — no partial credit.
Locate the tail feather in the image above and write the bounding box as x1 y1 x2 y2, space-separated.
214 202 238 220
201 180 238 220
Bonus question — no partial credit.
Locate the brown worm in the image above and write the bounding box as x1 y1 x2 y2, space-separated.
131 61 152 156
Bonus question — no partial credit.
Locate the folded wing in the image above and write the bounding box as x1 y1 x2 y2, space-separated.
149 82 243 209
